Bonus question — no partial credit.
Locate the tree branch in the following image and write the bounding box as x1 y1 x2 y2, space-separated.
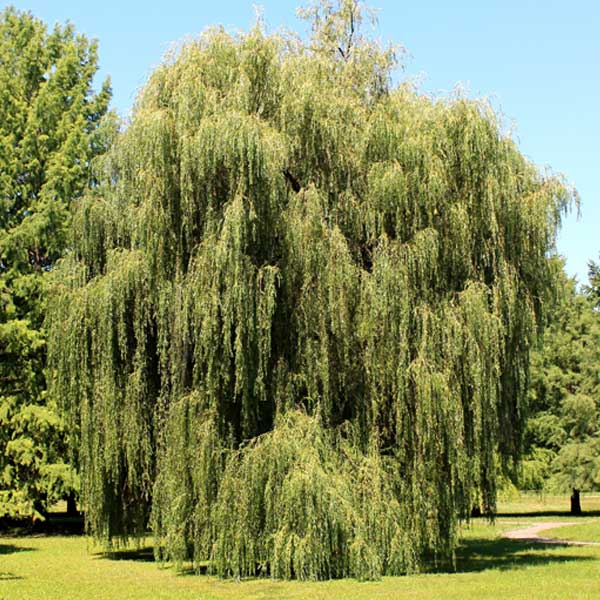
283 169 301 193
344 4 356 61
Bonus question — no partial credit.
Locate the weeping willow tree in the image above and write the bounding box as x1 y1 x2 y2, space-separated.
48 0 573 580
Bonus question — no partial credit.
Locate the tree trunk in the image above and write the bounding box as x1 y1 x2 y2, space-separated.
32 498 48 521
570 488 582 515
66 491 78 517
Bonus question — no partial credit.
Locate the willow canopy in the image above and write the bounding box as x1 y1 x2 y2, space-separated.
48 1 572 580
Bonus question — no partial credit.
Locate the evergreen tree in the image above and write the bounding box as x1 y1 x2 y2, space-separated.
584 256 600 309
0 7 113 518
48 1 573 578
524 260 600 511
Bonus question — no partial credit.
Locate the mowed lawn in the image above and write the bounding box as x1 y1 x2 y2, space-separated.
1 495 600 600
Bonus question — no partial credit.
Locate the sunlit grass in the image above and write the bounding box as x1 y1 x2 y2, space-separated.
498 492 600 515
546 522 600 543
1 494 600 599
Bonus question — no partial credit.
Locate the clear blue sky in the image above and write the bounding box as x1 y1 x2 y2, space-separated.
9 0 599 283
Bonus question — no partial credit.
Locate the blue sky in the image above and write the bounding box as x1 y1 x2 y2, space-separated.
9 0 599 283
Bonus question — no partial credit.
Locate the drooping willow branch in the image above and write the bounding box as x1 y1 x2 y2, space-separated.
48 12 573 581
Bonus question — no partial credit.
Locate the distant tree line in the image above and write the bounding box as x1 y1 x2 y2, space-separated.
523 257 600 513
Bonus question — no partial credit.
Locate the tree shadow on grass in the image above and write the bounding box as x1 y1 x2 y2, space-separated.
0 512 84 537
450 537 596 573
0 572 23 581
0 543 35 556
174 564 210 576
95 548 211 576
0 544 32 582
96 547 155 563
94 537 597 578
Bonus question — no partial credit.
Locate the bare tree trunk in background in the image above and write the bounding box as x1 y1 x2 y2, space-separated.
570 488 582 515
66 491 78 517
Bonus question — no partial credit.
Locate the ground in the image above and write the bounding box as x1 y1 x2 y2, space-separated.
1 494 599 600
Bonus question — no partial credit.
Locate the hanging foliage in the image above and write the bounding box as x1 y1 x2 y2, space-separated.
48 0 573 580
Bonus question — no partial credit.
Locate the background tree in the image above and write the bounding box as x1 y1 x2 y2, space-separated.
0 7 113 519
49 0 573 579
584 255 600 309
523 259 600 513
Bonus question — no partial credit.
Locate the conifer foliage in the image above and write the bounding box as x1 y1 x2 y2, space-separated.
524 260 600 498
49 1 572 579
0 7 112 518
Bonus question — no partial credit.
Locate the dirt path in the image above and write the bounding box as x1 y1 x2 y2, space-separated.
502 521 600 546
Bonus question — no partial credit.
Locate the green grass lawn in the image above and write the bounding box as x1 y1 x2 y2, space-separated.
546 522 600 543
498 492 600 515
2 495 600 600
